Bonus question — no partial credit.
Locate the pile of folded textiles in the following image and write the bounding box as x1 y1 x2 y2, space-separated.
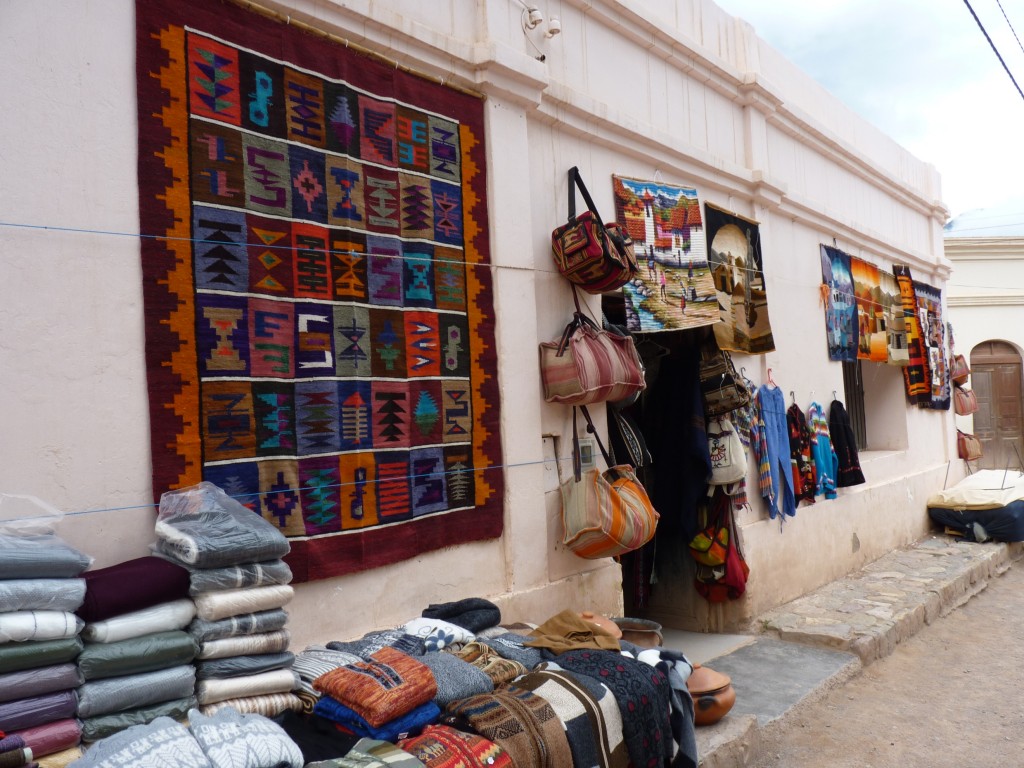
75 555 199 743
0 521 92 767
154 482 300 717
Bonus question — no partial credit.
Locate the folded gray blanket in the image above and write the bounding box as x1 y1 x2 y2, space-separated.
80 696 197 743
189 707 303 768
190 609 289 643
76 664 197 718
0 579 86 612
195 652 294 680
0 534 91 578
188 560 292 596
70 716 212 768
78 630 198 681
155 482 289 568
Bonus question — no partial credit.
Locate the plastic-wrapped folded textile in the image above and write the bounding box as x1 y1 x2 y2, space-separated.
68 716 211 768
7 719 81 759
198 629 290 660
189 609 289 643
0 613 83 645
188 707 303 768
196 668 299 706
75 664 196 719
0 747 32 768
0 580 85 614
155 482 290 568
195 652 294 680
198 692 304 718
32 745 82 767
0 690 77 732
0 664 82 704
187 560 292 596
77 630 198 681
192 585 294 623
77 556 191 623
0 535 91 580
81 599 195 644
79 697 195 742
0 639 82 676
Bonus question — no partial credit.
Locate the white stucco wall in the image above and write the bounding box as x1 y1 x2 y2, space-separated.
0 0 955 641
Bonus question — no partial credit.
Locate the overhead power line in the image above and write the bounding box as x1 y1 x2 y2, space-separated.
962 0 1024 104
995 0 1024 57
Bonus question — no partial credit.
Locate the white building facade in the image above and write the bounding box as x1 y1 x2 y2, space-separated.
0 0 955 645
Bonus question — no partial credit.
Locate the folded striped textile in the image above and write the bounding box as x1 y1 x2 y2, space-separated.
199 693 304 718
195 652 294 680
197 629 291 660
189 608 289 643
192 585 294 623
313 647 436 728
292 646 362 699
0 691 77 733
0 613 83 645
75 664 196 719
6 719 81 759
0 665 82 704
0 639 82 676
0 535 91 580
312 697 440 743
79 697 195 743
77 630 198 681
443 687 573 768
187 560 292 596
77 556 191 623
81 599 195 644
452 642 527 686
306 737 426 768
0 580 85 613
195 668 299 706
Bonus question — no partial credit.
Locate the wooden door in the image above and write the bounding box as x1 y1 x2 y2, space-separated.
970 341 1024 470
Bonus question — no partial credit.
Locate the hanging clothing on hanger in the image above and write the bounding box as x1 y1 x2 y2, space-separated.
755 384 796 519
829 399 866 487
806 402 838 500
787 402 817 505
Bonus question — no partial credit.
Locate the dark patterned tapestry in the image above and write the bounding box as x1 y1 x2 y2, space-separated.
894 265 930 404
704 204 775 354
135 0 503 582
819 245 858 362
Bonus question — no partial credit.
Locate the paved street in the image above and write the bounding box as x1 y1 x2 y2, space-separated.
748 556 1024 767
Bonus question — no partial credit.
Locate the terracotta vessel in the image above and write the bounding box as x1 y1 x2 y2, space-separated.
611 617 664 648
686 663 735 726
578 610 623 639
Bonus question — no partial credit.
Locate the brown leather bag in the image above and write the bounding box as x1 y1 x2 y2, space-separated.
957 430 983 461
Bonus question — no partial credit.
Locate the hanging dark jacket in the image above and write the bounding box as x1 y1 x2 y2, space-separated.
828 400 865 487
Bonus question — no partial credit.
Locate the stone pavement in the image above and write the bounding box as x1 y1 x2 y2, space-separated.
690 535 1024 767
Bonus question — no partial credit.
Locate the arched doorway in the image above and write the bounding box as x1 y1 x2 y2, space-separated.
970 340 1024 470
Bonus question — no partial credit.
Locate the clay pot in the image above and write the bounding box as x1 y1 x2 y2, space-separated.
611 617 664 648
578 611 623 639
686 663 736 726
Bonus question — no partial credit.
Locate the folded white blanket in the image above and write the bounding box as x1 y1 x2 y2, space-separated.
196 669 300 705
0 611 83 644
82 599 196 644
193 585 294 622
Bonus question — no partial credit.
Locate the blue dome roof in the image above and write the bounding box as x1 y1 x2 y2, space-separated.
945 199 1024 238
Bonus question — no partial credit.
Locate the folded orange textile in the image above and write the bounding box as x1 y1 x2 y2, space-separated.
313 646 436 728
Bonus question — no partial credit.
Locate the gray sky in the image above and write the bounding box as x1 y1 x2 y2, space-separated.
711 0 1024 219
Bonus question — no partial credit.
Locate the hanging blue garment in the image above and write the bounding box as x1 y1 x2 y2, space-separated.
757 385 796 519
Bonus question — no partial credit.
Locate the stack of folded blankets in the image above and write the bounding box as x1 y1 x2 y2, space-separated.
0 526 92 765
75 555 199 744
154 482 300 717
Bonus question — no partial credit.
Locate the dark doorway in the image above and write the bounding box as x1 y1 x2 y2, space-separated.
970 340 1024 470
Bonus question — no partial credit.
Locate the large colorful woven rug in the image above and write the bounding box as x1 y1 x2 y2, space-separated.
135 0 504 581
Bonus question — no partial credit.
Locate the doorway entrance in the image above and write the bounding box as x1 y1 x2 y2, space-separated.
970 340 1024 470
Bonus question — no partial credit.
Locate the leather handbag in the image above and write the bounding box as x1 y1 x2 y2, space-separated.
539 290 646 406
698 338 750 417
950 353 970 386
551 167 638 294
953 385 978 416
957 429 983 461
560 406 659 559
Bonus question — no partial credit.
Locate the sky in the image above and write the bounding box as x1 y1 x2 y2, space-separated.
711 0 1024 222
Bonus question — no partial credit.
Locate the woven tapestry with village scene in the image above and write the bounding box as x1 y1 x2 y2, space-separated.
611 176 717 333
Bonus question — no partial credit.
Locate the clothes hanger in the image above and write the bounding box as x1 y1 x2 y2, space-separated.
766 367 777 388
789 390 796 407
